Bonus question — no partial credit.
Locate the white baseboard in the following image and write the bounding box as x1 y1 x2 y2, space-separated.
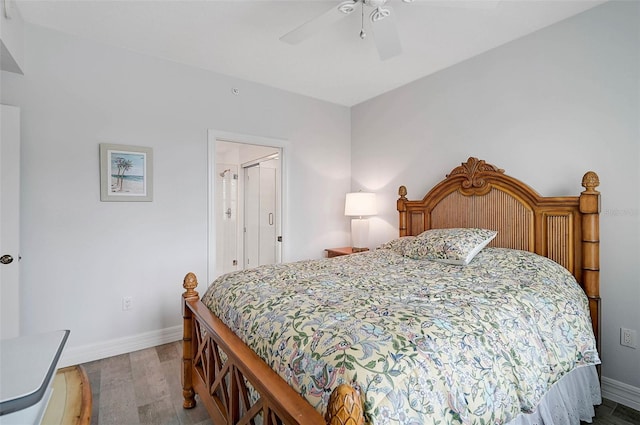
59 325 182 367
602 376 640 412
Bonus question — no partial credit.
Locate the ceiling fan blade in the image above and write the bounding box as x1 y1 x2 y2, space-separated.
280 1 357 45
424 0 501 9
371 6 402 60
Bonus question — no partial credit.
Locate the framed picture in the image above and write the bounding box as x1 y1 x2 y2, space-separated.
100 143 153 202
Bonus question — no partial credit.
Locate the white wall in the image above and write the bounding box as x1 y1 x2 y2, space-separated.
0 24 351 363
352 0 640 407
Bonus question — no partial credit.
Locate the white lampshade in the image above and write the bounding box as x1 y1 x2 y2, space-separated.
344 192 377 217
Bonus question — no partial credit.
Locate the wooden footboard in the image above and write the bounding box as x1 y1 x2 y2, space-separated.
181 273 365 425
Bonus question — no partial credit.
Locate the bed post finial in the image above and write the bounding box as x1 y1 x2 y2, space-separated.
325 384 365 425
581 171 600 194
183 272 199 299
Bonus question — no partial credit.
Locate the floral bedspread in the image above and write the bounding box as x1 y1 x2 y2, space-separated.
201 247 600 425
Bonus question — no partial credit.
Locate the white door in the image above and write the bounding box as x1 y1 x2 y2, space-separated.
259 162 277 266
244 165 260 268
1 104 21 339
243 162 278 268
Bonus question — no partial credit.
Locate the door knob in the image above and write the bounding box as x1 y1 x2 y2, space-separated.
0 255 13 264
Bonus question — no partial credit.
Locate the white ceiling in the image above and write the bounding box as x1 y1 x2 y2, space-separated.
15 0 606 106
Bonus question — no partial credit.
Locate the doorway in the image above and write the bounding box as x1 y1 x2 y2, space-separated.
210 136 283 281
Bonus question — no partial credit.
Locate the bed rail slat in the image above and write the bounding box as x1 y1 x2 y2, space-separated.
544 213 573 272
431 188 534 251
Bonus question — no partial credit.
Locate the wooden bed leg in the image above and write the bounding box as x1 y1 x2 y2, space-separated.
182 272 200 409
325 384 365 425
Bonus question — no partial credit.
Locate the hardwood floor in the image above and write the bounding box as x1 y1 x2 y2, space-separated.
586 398 640 425
83 342 640 425
82 341 211 425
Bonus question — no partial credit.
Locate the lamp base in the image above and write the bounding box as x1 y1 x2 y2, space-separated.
351 218 369 251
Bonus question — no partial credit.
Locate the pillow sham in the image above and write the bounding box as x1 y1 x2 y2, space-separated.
377 236 416 254
403 228 497 265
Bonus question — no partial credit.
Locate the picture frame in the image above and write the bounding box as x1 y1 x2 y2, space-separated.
100 143 153 202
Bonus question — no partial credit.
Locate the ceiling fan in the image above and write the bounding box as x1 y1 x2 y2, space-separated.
280 0 413 61
280 0 501 61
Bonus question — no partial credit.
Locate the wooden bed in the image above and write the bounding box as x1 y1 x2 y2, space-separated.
181 156 600 425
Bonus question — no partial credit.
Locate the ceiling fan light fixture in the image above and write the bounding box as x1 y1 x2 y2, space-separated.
370 7 390 22
363 0 388 7
338 0 358 15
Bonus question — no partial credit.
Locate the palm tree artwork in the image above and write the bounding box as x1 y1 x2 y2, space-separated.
101 144 151 201
109 151 145 194
112 156 134 192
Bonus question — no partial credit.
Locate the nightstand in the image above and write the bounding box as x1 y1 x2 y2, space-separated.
325 247 369 258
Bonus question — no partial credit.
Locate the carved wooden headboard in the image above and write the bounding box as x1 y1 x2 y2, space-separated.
397 157 601 352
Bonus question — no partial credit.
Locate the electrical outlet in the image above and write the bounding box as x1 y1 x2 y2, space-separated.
122 296 133 311
620 328 637 348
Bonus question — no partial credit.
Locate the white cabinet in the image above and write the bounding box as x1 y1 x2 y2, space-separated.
0 330 69 424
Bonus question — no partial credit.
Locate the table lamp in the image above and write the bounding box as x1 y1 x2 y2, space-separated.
344 192 377 252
